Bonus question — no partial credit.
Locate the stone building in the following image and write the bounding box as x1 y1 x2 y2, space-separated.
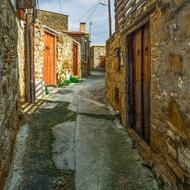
0 1 19 188
106 0 190 189
56 32 81 83
0 0 35 188
37 10 68 32
90 45 106 70
34 23 81 91
67 23 91 78
34 11 90 97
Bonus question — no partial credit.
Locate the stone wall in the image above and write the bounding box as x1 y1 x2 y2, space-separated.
0 0 19 188
105 33 127 125
91 46 106 70
37 10 68 32
57 33 81 84
34 23 45 99
68 33 90 78
18 20 26 103
106 0 190 189
34 24 81 92
80 35 90 78
150 1 190 189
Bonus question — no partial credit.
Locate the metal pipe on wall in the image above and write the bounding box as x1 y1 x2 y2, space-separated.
25 7 36 103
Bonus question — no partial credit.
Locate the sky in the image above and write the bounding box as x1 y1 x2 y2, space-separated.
38 0 115 45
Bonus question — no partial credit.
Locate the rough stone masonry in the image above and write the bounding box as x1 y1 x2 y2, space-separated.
34 10 82 96
0 0 20 188
106 0 190 189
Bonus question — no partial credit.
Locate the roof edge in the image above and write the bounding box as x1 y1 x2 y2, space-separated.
38 9 69 17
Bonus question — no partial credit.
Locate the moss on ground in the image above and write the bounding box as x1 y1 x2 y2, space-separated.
21 101 76 190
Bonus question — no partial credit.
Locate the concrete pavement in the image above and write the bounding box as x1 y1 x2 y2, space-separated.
5 72 158 190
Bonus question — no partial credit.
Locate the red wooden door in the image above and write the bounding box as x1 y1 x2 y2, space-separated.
73 44 78 76
43 32 56 86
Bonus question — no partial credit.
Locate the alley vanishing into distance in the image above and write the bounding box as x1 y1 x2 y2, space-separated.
1 0 190 189
5 72 158 190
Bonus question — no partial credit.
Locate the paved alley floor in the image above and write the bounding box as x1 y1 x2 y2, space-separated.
5 72 158 190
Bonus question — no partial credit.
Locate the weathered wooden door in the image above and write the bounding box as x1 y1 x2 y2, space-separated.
43 32 56 86
133 30 143 136
73 44 78 76
127 24 150 143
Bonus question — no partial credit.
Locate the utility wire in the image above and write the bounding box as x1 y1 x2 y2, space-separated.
77 5 100 24
90 5 104 23
91 3 106 25
59 0 63 13
89 0 107 25
91 0 107 23
74 0 104 24
74 3 99 24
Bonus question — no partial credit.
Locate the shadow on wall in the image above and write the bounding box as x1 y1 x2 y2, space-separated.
0 0 19 189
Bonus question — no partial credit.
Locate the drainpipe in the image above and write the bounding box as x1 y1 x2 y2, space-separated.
29 21 35 103
25 8 36 103
25 10 31 103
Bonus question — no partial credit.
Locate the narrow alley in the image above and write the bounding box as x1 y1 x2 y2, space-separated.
1 0 190 190
5 72 158 190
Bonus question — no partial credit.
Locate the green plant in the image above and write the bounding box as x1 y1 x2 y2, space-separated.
59 76 81 87
45 87 49 95
70 76 81 83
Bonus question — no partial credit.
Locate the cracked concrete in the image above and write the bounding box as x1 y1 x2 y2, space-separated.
5 72 158 190
52 122 76 171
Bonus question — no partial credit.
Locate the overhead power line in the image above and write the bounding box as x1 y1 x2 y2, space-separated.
59 0 63 13
91 2 107 25
74 1 100 24
74 0 107 25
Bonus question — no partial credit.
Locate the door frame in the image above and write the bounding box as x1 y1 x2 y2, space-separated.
126 22 151 144
43 30 57 86
73 43 78 76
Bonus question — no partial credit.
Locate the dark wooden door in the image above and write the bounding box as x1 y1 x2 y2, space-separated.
127 24 150 143
133 30 143 136
73 44 78 76
43 32 56 86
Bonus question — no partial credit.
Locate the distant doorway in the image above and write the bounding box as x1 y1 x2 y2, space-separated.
43 31 56 86
73 44 78 76
127 24 151 143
